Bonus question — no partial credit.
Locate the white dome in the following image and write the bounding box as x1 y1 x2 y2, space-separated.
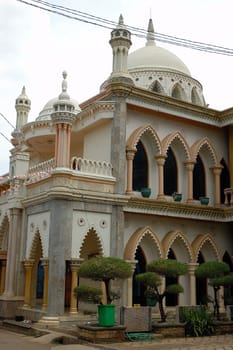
128 43 191 76
36 72 81 121
37 97 81 121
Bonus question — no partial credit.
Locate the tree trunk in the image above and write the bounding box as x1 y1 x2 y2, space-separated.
158 295 166 322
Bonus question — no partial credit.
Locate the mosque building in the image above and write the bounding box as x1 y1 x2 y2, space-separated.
0 15 233 322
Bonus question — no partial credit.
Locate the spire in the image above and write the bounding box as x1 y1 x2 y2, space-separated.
15 86 31 131
146 18 156 46
117 14 124 28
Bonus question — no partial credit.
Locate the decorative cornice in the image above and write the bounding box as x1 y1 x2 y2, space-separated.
125 197 233 222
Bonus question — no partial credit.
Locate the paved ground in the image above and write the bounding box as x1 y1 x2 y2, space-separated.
1 327 233 350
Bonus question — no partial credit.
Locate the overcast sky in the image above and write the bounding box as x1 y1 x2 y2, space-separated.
1 0 233 174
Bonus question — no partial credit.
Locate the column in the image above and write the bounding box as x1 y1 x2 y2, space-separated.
126 260 137 307
187 263 199 305
0 260 7 295
211 165 223 206
228 125 233 187
69 258 83 314
41 259 49 312
155 154 166 199
184 160 195 203
219 286 225 314
126 150 135 193
3 208 21 297
23 259 35 307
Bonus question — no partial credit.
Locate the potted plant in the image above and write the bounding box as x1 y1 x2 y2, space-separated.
172 192 182 202
74 256 132 327
199 196 209 205
136 258 188 322
141 187 151 198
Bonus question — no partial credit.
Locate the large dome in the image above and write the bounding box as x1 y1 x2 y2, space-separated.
128 43 191 76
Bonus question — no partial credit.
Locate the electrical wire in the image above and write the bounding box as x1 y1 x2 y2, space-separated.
16 0 233 56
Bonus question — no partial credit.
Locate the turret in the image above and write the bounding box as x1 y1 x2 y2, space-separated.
15 86 31 130
109 14 134 84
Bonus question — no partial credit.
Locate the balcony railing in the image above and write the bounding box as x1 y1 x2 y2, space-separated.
71 157 113 177
224 188 233 205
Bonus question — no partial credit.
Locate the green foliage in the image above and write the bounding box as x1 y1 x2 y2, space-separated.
136 271 161 288
211 273 233 287
77 257 131 304
182 306 214 337
74 285 102 303
195 261 230 279
78 256 132 281
165 283 184 295
136 259 188 322
147 258 188 277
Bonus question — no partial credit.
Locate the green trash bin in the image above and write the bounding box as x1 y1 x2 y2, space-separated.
98 304 115 327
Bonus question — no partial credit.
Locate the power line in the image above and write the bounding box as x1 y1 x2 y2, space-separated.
0 112 15 129
16 0 233 56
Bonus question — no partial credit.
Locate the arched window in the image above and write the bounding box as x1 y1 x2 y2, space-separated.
164 148 177 195
193 155 205 200
196 252 207 305
172 84 184 100
166 249 178 306
133 246 146 306
220 159 230 204
36 260 44 299
133 141 148 191
223 251 233 305
152 80 164 94
191 87 202 105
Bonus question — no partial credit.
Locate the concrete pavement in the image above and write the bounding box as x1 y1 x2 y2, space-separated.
1 326 233 350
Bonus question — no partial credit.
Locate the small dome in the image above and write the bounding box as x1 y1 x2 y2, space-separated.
37 97 81 121
15 86 31 107
36 71 81 121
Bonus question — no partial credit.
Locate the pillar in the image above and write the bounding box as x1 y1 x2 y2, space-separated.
187 263 198 305
41 259 49 312
0 259 7 295
155 154 166 199
184 160 195 203
23 259 35 307
126 260 137 307
211 165 223 206
229 125 233 187
3 208 21 297
126 150 135 193
69 258 83 314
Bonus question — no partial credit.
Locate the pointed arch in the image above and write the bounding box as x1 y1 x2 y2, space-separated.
191 137 218 166
126 124 162 154
29 230 44 259
162 131 190 160
150 80 165 94
79 228 104 259
171 83 187 101
124 226 162 261
191 87 202 106
0 214 9 250
192 234 220 262
162 231 193 262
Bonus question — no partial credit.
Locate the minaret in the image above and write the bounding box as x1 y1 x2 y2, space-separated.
15 86 31 130
51 71 77 168
109 14 134 84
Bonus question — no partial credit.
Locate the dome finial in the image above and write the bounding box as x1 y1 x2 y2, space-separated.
146 18 156 46
59 70 69 100
117 14 124 28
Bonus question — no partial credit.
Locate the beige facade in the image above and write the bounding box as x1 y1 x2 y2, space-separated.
0 16 233 321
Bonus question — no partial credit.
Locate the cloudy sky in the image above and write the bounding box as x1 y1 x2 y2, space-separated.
1 0 233 174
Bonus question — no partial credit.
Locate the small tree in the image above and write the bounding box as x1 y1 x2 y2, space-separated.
136 258 188 322
75 256 132 304
195 261 230 320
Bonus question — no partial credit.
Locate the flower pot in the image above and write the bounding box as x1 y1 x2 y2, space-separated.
199 196 209 205
141 187 151 198
173 193 182 202
98 304 115 327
